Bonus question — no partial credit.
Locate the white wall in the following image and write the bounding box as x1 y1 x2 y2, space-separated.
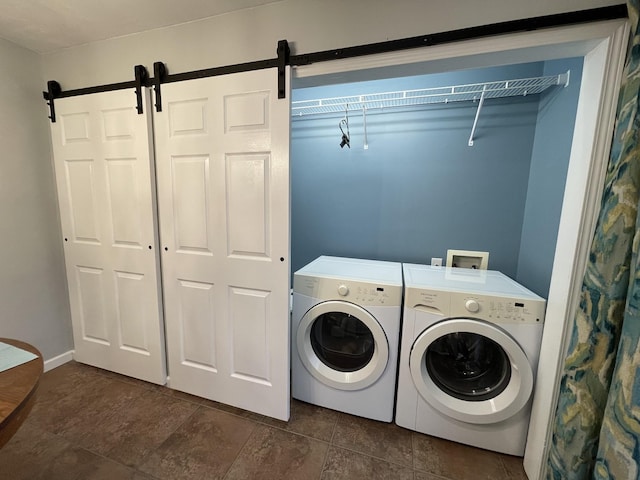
0 38 72 360
41 0 621 87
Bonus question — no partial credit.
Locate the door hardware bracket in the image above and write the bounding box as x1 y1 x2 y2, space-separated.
134 65 149 114
277 39 290 99
42 80 62 123
153 62 167 112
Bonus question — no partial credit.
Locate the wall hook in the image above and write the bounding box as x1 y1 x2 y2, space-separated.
339 105 350 148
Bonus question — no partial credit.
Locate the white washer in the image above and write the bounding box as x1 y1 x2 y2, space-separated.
292 256 403 422
396 264 546 455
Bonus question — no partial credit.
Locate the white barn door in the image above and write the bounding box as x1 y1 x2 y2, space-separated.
154 68 291 420
50 89 166 385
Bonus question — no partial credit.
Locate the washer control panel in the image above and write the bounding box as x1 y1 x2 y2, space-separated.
293 274 402 307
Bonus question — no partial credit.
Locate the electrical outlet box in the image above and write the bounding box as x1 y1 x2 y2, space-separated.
431 257 443 267
446 249 489 270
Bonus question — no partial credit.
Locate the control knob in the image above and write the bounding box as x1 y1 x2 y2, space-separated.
465 299 480 313
337 284 349 296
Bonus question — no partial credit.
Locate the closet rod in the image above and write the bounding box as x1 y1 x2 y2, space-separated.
41 4 626 122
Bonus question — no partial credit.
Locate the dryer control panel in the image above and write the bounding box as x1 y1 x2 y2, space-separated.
404 288 546 324
450 292 546 324
293 274 403 307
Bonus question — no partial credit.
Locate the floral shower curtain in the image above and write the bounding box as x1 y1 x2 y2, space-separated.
547 1 640 479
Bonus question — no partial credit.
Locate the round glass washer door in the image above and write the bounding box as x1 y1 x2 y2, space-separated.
297 300 389 391
409 318 533 424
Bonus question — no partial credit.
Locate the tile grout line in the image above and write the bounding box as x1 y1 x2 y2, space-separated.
81 447 163 480
133 403 204 476
316 411 341 479
329 443 415 471
411 431 416 471
90 366 208 408
408 433 456 479
220 417 262 480
34 421 163 480
498 454 521 480
60 371 200 479
250 419 334 449
199 402 335 448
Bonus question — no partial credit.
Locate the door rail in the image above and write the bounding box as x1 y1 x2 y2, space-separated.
42 4 626 122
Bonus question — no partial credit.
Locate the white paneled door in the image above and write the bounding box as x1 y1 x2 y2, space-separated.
154 68 291 420
50 89 166 385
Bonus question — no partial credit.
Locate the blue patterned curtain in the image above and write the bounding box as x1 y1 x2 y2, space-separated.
547 2 640 479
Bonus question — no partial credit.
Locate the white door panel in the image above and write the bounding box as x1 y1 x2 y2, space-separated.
50 89 166 384
155 68 290 420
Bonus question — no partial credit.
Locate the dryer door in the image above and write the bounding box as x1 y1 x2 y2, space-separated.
409 318 533 424
297 300 389 391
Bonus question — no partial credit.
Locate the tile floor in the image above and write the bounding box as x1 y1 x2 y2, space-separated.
1 361 529 479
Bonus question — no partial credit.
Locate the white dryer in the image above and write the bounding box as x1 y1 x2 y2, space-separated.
395 264 546 456
291 256 403 422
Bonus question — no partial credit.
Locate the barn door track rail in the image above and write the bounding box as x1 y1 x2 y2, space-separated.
42 40 291 122
151 40 290 112
42 4 625 122
287 5 626 67
43 65 149 123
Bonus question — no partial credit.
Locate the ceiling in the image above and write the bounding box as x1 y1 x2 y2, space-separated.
0 0 282 54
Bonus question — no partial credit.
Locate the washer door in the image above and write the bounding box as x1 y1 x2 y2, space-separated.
409 318 533 424
297 300 389 391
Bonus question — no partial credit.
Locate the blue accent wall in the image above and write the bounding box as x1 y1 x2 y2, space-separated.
291 61 581 295
515 57 584 297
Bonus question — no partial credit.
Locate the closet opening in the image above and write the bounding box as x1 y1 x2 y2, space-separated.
290 60 580 299
289 19 628 480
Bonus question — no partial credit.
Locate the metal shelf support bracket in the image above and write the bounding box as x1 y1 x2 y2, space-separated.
468 86 487 147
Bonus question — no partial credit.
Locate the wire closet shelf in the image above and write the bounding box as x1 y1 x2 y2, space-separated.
291 71 570 117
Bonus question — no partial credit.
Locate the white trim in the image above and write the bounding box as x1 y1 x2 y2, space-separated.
44 350 74 372
525 21 630 480
292 18 629 480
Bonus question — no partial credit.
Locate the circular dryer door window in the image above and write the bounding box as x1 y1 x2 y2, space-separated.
426 332 511 402
297 300 389 391
409 318 533 424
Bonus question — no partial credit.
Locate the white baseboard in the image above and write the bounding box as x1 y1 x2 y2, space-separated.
44 350 74 372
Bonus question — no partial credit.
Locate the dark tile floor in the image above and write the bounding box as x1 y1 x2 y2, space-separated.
1 361 529 479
